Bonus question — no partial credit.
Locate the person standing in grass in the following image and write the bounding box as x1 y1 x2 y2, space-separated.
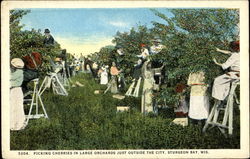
104 62 121 94
110 62 121 93
98 66 108 85
10 58 27 131
187 71 210 125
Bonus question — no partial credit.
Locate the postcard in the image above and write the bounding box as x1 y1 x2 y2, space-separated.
1 0 249 158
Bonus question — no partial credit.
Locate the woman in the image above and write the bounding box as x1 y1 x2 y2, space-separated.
10 58 27 130
212 41 240 101
109 62 121 93
99 66 108 85
187 71 209 124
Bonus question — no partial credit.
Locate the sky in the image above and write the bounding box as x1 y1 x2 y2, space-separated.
20 8 172 57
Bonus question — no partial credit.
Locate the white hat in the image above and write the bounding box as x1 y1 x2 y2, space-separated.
11 58 24 68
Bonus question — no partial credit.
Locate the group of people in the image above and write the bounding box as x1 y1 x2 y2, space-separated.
10 28 240 131
174 41 240 125
95 39 240 126
10 28 55 131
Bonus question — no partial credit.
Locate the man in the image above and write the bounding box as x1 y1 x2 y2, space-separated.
43 28 54 46
212 41 240 101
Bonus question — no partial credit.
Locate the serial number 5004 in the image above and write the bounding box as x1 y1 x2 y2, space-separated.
18 152 29 155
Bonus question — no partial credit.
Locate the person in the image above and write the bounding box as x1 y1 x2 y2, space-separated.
187 71 210 125
10 58 27 131
110 62 121 93
137 44 149 59
125 59 143 97
98 66 108 85
43 28 54 46
141 60 155 114
84 57 95 77
174 83 189 117
212 41 240 102
104 62 121 94
21 52 42 93
149 38 165 55
59 49 71 78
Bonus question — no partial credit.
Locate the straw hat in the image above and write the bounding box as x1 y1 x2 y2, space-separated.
11 58 24 68
54 57 62 62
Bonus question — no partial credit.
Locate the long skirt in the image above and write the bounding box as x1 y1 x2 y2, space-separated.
10 87 26 131
110 76 118 93
100 72 108 85
212 72 239 101
189 96 209 120
188 85 209 120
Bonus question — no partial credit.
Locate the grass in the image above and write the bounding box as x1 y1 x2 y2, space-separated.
10 73 240 150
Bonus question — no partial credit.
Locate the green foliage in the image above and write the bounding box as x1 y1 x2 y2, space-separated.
90 9 239 106
10 9 62 73
10 73 240 150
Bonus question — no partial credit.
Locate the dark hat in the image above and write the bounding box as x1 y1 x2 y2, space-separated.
230 40 240 52
44 29 50 33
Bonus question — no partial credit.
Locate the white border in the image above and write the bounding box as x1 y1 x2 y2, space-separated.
1 1 249 158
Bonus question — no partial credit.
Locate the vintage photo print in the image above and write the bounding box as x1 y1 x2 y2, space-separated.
1 0 249 158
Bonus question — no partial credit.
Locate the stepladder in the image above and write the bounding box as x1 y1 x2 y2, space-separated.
39 72 68 96
203 80 240 135
24 78 49 125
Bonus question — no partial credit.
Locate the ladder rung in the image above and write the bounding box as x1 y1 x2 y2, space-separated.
207 122 228 129
217 107 226 110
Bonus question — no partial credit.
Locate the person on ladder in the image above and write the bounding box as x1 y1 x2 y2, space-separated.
212 41 240 104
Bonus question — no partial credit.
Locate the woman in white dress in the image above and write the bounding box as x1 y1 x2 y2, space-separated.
10 58 27 130
100 67 108 85
212 41 240 101
187 71 210 125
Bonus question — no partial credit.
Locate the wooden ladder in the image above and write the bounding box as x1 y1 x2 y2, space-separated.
203 80 240 135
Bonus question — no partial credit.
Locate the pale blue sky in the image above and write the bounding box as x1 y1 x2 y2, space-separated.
20 8 173 56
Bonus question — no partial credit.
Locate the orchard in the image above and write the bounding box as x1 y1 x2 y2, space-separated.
9 8 240 150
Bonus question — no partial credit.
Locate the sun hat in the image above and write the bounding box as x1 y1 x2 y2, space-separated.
11 58 24 68
54 57 62 62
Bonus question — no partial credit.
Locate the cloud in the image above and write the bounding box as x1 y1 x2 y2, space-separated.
56 36 114 57
109 21 129 27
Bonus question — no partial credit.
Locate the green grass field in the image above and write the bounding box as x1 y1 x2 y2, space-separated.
10 73 240 150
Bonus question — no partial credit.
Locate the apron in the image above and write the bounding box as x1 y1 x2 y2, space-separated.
187 72 209 120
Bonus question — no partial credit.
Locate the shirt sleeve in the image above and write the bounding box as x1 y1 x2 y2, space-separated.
221 54 236 70
10 69 24 87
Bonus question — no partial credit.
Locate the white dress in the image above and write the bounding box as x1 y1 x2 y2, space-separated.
10 69 26 130
187 72 209 120
212 52 240 100
100 70 108 85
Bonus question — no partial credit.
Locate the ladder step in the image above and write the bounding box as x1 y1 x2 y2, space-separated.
26 114 45 119
217 107 226 111
207 122 228 129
